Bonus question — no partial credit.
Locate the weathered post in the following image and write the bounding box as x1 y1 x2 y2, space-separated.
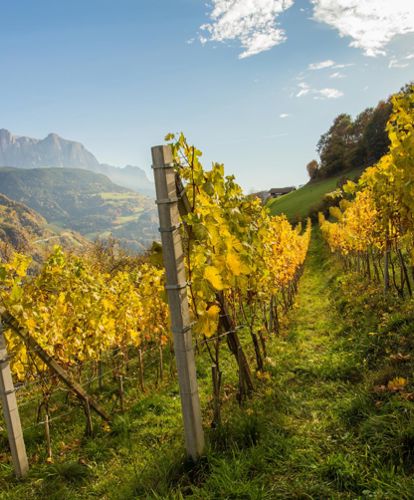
138 348 145 392
152 145 204 460
0 320 29 478
384 238 390 293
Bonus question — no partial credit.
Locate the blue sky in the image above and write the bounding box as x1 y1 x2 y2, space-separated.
1 0 413 192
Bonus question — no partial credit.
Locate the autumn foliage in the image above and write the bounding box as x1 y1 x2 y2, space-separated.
0 134 311 391
320 84 414 296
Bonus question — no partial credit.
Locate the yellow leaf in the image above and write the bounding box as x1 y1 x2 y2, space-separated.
195 304 220 337
388 377 407 392
206 304 220 318
26 317 36 331
102 298 115 312
204 266 224 290
226 253 243 276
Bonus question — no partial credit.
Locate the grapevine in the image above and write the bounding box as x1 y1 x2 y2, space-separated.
0 133 311 454
320 84 414 296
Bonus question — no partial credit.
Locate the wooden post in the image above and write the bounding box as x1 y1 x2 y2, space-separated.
98 359 104 390
237 346 246 404
83 398 93 436
159 346 164 382
384 239 390 293
44 412 52 463
0 321 29 478
118 375 124 413
211 364 221 427
138 348 145 392
152 145 204 460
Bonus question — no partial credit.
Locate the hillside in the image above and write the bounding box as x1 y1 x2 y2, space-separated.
0 194 88 261
268 167 363 222
0 129 154 196
0 167 158 252
269 88 398 223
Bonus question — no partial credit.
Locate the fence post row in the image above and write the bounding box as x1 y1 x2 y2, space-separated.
0 319 29 478
151 145 205 460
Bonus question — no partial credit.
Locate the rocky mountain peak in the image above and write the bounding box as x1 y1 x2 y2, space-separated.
0 129 13 146
0 128 154 196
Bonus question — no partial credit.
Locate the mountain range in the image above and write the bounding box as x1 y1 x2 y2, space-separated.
0 129 154 196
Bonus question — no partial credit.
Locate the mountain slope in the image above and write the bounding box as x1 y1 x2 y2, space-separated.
0 194 88 261
0 167 158 252
0 128 154 196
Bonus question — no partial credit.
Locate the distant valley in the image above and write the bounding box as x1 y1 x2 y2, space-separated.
0 167 158 253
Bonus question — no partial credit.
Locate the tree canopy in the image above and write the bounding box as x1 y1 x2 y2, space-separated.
312 97 393 180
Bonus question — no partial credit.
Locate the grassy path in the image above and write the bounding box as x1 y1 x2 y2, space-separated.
185 231 411 499
257 231 367 498
177 232 368 499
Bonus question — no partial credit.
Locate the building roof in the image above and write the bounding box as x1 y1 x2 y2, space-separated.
269 186 296 194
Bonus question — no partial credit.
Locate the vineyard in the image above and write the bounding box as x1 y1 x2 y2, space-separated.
0 84 413 498
320 85 414 296
0 133 311 495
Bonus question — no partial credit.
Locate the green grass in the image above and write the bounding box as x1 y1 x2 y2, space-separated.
2 229 414 498
113 214 139 225
268 168 363 221
84 230 112 239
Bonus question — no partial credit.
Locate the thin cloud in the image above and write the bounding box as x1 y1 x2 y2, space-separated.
199 0 294 59
316 88 344 99
279 113 290 118
311 0 414 57
263 132 289 139
388 58 409 69
308 59 335 70
329 71 345 79
296 82 343 99
296 82 311 97
333 63 354 69
295 73 306 81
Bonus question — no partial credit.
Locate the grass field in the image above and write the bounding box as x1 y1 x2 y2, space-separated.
268 168 363 221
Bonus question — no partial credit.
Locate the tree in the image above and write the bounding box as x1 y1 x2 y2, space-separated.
347 107 374 168
316 103 391 179
306 160 319 179
362 100 392 166
317 114 353 178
